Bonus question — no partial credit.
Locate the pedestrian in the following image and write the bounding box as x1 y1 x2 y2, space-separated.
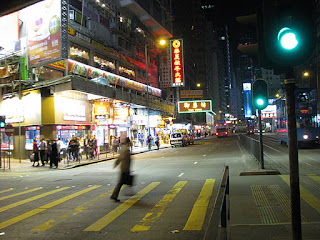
83 134 89 159
88 136 95 159
50 139 59 168
147 135 152 150
113 136 119 154
56 138 63 162
39 138 47 166
155 134 160 150
32 139 40 167
110 137 132 202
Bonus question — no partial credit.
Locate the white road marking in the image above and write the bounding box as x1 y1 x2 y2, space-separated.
203 155 206 157
194 162 198 164
178 173 184 177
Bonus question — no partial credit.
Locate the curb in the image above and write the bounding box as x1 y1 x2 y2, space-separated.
239 170 281 176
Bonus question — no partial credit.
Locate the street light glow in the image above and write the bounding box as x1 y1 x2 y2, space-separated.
197 83 201 87
303 72 309 77
159 39 166 46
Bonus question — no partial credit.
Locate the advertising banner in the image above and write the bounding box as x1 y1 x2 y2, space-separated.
19 0 62 66
48 59 162 97
170 39 185 87
178 100 212 113
243 83 253 118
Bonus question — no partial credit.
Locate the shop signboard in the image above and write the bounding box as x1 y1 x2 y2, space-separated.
19 0 62 66
261 105 277 120
170 39 185 87
178 100 212 113
94 101 110 125
180 90 203 99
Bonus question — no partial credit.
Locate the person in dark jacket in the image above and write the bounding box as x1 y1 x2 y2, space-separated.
50 139 59 168
110 137 132 202
32 139 40 167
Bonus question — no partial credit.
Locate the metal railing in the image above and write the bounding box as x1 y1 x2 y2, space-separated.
203 166 230 240
238 134 261 165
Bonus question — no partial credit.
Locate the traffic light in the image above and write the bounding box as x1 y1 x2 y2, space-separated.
237 0 315 69
262 0 315 68
0 116 5 128
252 79 268 110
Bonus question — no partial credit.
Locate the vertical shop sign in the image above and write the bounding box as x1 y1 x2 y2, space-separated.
170 39 185 87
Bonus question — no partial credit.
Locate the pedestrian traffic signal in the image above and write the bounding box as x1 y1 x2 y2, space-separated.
252 79 268 110
0 116 5 128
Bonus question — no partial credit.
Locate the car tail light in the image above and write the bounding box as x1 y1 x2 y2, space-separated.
216 133 219 136
225 132 228 135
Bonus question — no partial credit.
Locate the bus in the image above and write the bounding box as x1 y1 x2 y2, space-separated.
276 88 319 146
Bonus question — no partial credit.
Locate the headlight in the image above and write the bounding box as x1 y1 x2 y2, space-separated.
303 135 309 140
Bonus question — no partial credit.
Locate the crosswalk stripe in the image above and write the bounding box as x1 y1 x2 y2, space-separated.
307 174 320 184
131 181 188 232
32 190 113 232
0 188 14 194
83 182 161 232
0 187 70 213
183 179 215 231
280 175 320 213
0 188 42 201
0 185 101 230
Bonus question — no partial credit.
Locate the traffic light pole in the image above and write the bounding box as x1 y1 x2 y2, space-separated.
258 110 264 169
284 77 302 240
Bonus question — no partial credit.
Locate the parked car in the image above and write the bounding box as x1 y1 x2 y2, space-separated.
170 133 187 147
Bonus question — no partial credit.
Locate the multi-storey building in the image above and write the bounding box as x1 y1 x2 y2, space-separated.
0 0 174 159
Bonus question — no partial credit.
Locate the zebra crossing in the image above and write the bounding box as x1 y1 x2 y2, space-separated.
0 175 320 237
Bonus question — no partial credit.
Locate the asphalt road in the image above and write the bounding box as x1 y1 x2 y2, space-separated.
1 134 320 240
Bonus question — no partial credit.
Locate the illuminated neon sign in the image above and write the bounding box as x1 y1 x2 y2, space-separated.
178 100 212 113
170 39 185 87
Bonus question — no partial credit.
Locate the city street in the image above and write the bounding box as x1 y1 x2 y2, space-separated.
0 135 320 239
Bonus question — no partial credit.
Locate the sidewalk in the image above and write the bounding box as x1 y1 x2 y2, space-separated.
0 142 172 172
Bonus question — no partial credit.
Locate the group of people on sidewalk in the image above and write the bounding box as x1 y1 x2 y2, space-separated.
32 138 62 168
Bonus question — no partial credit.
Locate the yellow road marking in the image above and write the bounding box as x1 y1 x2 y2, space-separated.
0 188 14 194
307 174 320 183
0 187 70 213
183 179 215 230
84 182 161 232
280 175 320 213
131 181 187 232
32 190 113 232
0 185 101 230
0 188 42 201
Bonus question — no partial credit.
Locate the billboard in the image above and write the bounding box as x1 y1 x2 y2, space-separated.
178 100 212 113
243 83 253 118
19 0 62 66
170 39 185 87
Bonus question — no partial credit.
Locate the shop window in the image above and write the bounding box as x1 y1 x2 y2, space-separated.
70 42 89 65
119 66 135 79
25 126 40 150
94 53 115 73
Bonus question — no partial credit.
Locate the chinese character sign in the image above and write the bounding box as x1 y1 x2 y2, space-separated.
178 100 212 113
170 39 185 87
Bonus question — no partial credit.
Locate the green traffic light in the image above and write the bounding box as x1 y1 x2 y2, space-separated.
256 99 265 106
0 122 4 128
278 27 298 50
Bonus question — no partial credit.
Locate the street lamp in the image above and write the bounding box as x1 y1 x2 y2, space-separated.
196 83 201 87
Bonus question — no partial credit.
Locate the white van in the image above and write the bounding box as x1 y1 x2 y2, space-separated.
170 132 187 147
